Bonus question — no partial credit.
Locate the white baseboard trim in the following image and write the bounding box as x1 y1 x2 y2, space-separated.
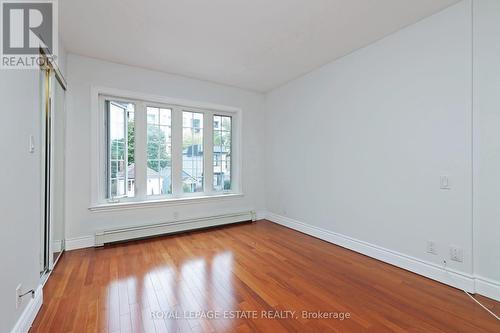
65 235 95 251
265 212 500 301
475 276 500 301
52 239 62 253
10 285 43 333
255 210 267 220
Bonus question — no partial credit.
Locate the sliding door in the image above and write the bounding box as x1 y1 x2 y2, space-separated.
50 70 66 266
40 60 66 276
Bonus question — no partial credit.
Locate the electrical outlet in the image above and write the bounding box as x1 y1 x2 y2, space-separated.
15 284 22 309
449 246 463 262
426 240 437 255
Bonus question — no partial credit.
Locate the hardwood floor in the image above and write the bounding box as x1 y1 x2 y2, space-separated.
31 220 500 333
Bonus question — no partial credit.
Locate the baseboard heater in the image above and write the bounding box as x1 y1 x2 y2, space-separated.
95 211 256 246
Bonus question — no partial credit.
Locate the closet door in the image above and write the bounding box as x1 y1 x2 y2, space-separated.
41 67 51 275
41 61 67 277
50 71 66 266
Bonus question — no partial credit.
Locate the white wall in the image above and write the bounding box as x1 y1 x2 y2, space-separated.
0 70 43 333
473 0 500 288
64 54 266 240
265 0 474 276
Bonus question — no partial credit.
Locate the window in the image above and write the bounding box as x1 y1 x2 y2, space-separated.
106 100 135 199
183 111 204 193
213 115 231 191
147 107 172 195
96 92 240 206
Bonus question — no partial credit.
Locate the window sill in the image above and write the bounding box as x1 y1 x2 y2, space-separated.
89 193 244 212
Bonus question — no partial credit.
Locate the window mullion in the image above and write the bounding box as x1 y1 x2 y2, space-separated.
134 101 147 200
171 106 183 197
204 111 214 194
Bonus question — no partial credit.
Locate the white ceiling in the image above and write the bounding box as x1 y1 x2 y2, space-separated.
60 0 459 92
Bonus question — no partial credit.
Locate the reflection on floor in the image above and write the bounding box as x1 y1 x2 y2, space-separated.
31 220 500 332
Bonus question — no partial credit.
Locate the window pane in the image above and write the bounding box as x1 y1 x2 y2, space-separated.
147 159 172 195
110 179 118 196
158 127 171 157
159 159 172 194
192 130 203 146
193 112 203 128
213 115 231 191
127 107 135 197
221 132 231 146
213 131 222 146
221 116 231 131
147 169 161 195
224 157 231 190
147 107 159 124
147 107 172 196
159 108 171 126
213 115 221 130
107 101 135 198
183 111 204 193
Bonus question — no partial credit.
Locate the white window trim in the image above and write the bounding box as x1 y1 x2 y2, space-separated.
103 96 137 201
89 86 243 210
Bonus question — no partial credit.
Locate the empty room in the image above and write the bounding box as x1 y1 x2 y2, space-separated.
1 0 500 332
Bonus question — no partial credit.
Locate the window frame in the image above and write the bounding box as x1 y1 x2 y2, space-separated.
181 109 206 196
212 113 233 193
145 103 174 199
90 87 242 209
103 96 138 203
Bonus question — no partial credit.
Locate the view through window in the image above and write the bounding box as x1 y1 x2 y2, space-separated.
147 107 172 195
107 100 135 198
182 111 204 193
213 115 232 191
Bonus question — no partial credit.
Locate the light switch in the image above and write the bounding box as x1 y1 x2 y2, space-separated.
28 135 35 153
440 175 450 190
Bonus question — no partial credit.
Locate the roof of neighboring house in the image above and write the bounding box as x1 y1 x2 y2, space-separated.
118 163 198 182
181 171 198 184
117 163 159 179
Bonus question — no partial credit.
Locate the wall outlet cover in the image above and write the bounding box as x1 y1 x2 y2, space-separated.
15 284 22 309
426 240 437 255
449 246 463 262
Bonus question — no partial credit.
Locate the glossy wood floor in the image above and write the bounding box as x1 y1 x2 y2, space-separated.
31 220 500 333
